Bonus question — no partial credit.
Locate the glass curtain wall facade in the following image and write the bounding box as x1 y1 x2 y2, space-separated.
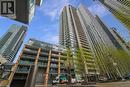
110 28 130 53
78 5 130 80
98 0 130 30
60 5 99 81
96 15 130 53
0 0 43 24
60 5 130 80
0 24 27 62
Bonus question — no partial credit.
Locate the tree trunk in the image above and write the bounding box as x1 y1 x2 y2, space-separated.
68 67 71 84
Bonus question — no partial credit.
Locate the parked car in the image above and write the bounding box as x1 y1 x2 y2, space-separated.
99 77 107 81
77 79 84 83
71 78 76 84
124 73 130 79
52 77 59 85
52 75 68 85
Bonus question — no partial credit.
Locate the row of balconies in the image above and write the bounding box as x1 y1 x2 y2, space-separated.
38 65 47 68
38 62 47 66
38 58 48 62
19 60 34 65
19 57 66 66
16 66 30 74
86 59 95 63
15 65 67 74
25 45 67 56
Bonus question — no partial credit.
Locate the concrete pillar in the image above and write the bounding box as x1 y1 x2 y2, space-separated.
25 48 41 87
44 50 51 86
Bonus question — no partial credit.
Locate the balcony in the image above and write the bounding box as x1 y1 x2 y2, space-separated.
21 55 36 60
38 62 47 67
16 66 30 74
86 59 95 63
16 70 29 74
25 45 39 51
19 60 34 65
38 57 48 61
86 62 95 66
40 52 49 57
51 54 59 58
23 49 38 55
51 59 58 63
50 64 58 68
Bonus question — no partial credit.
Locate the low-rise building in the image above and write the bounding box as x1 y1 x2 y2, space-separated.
4 39 75 87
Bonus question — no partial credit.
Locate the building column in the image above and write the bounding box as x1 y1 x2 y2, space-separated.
58 53 61 77
44 50 51 86
25 48 41 87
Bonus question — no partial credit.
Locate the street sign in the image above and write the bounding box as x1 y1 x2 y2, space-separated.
0 0 16 19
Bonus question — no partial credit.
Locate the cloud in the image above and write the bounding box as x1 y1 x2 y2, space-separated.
38 34 59 44
48 35 59 44
32 22 59 44
34 0 81 44
88 3 109 17
38 0 80 21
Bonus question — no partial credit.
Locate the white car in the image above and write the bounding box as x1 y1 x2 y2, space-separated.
52 76 59 84
77 79 84 83
71 78 76 84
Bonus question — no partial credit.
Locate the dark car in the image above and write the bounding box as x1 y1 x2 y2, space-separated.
124 73 130 79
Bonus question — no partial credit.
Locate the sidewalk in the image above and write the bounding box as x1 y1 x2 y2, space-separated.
97 80 130 87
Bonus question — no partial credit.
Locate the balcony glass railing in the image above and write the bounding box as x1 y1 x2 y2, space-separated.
16 67 30 73
51 59 58 62
40 52 49 56
39 57 48 61
22 55 36 59
22 54 36 59
51 54 59 58
19 61 34 65
38 62 47 65
24 48 38 53
38 62 47 67
50 64 58 68
16 70 29 73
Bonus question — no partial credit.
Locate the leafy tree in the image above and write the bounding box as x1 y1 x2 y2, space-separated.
110 48 130 78
74 48 86 77
74 48 90 83
63 48 74 84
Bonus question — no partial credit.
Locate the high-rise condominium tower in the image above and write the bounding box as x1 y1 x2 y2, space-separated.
97 0 130 29
0 0 43 24
0 24 27 62
96 15 130 54
60 5 98 80
60 5 130 80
